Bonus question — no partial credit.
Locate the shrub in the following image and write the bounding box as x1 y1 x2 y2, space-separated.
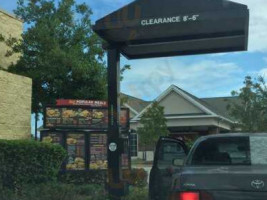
21 183 107 200
123 186 148 200
122 168 148 187
0 183 107 200
58 170 106 185
0 140 67 190
59 169 148 188
0 188 17 200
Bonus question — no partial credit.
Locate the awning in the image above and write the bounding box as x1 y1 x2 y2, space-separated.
93 0 249 59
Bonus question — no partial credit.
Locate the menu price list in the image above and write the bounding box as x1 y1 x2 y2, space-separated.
90 134 108 169
45 107 108 129
66 134 86 170
45 107 128 130
42 133 62 144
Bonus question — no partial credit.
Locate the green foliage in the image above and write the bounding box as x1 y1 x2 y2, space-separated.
5 0 107 113
122 168 148 188
0 140 67 190
58 169 148 188
120 64 131 81
123 186 148 200
228 76 267 132
0 183 148 200
0 183 107 200
58 170 106 185
138 102 169 147
184 136 198 150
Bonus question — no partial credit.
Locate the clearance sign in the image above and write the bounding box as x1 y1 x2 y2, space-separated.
141 14 200 26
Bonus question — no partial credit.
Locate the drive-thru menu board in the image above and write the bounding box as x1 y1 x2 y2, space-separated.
44 107 129 130
90 134 108 169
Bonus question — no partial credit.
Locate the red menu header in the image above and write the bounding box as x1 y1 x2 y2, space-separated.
56 99 108 107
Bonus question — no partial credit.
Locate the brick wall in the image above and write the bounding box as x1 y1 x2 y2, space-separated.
0 70 32 139
0 9 23 70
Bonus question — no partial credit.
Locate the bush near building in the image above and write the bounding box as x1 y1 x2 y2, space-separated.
0 139 149 199
0 183 107 200
58 170 107 185
0 140 67 190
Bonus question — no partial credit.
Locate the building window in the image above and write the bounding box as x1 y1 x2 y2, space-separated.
130 133 138 157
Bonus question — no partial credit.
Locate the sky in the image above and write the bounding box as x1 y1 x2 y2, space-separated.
1 0 267 133
1 0 267 101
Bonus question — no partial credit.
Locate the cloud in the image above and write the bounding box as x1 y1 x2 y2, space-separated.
121 58 244 100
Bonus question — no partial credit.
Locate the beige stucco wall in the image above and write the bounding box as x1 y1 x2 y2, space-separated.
159 91 204 115
0 9 23 70
0 70 32 140
131 117 232 131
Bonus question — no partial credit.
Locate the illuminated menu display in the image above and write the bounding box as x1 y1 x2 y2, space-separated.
90 134 108 169
66 134 85 170
44 107 129 130
42 132 63 145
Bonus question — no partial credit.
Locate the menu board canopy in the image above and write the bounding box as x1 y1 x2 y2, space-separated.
44 106 129 131
93 0 249 59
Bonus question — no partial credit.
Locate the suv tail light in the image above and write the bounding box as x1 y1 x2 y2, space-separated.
179 192 199 200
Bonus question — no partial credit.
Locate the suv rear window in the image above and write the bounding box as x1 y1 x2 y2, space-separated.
188 136 267 166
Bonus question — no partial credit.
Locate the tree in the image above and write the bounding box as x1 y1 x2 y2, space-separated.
2 0 107 114
228 76 267 132
137 102 169 160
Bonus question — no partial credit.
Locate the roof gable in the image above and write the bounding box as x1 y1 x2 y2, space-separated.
132 85 217 120
159 90 205 115
201 96 240 120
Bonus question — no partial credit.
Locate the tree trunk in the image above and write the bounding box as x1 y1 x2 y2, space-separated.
144 144 147 161
35 112 38 141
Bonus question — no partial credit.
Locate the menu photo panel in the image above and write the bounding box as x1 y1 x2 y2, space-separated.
44 107 108 129
44 106 129 131
41 132 63 145
90 134 108 170
45 107 61 128
66 133 86 170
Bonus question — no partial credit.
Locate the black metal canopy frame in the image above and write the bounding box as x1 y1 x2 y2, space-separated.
93 0 249 199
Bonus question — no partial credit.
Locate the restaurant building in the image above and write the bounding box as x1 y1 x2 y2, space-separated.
0 8 32 140
123 85 239 160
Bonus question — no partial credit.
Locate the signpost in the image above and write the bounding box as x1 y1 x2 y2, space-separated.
93 0 249 199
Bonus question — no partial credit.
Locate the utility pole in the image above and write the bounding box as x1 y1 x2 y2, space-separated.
107 47 125 200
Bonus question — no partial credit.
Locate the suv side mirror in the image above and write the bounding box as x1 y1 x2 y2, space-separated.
173 158 184 166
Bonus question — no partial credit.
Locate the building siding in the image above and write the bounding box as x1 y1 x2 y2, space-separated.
159 91 204 115
0 59 32 140
0 9 23 70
